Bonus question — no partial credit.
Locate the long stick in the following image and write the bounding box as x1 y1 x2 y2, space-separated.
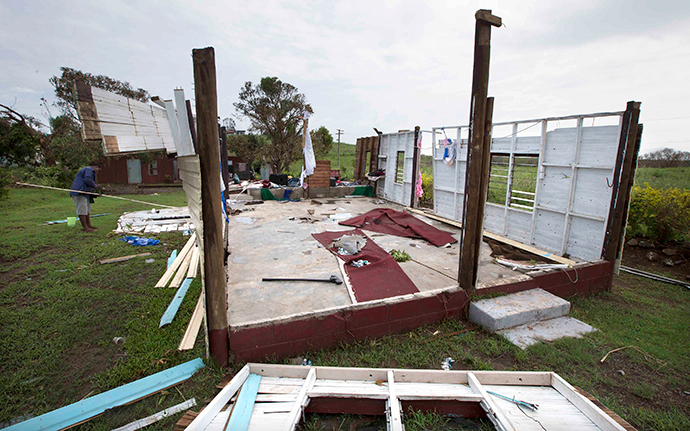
15 182 176 208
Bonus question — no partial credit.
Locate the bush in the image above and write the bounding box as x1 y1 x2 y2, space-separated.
627 184 690 243
0 170 10 200
420 173 433 207
7 166 75 189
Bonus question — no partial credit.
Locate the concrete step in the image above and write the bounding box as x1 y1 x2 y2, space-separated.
498 316 597 349
468 288 570 333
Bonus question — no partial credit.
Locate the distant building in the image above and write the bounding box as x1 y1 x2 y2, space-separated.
97 154 178 184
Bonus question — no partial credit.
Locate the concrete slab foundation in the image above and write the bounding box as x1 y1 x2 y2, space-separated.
498 316 597 349
468 288 571 333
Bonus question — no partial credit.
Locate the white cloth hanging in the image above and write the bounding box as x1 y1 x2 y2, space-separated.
299 112 315 187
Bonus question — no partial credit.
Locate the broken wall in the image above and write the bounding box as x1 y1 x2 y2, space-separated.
377 130 417 206
433 112 625 262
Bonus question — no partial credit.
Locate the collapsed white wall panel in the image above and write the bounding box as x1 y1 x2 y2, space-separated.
432 113 623 262
379 131 416 206
164 100 183 149
174 89 196 156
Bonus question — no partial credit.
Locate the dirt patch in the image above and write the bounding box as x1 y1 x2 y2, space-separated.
63 344 116 401
622 241 690 282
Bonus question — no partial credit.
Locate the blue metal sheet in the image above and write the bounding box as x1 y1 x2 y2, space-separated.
7 358 204 431
225 374 262 431
159 278 193 327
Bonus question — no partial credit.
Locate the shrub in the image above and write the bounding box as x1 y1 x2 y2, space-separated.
7 166 75 189
627 184 690 243
420 173 433 206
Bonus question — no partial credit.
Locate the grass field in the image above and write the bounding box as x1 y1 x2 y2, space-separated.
0 188 223 430
634 167 690 190
2 185 689 430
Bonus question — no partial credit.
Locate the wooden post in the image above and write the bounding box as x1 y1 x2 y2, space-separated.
602 101 642 264
410 126 421 208
192 47 229 367
458 10 501 291
186 100 198 154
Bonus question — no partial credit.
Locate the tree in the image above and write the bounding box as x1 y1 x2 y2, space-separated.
227 133 269 168
310 126 334 158
234 77 313 173
0 103 52 166
640 148 690 167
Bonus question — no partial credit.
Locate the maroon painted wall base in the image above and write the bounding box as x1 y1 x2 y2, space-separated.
229 261 613 362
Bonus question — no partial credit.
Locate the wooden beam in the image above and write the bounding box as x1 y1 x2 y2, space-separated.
459 10 501 291
169 251 193 289
410 126 421 208
387 370 404 431
178 292 204 351
185 365 250 431
282 367 316 431
155 233 197 288
551 374 626 431
159 278 193 327
186 246 200 279
602 101 641 262
406 208 577 265
467 372 515 431
193 46 229 367
99 253 151 265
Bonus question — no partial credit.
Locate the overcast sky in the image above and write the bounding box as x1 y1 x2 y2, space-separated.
2 0 689 155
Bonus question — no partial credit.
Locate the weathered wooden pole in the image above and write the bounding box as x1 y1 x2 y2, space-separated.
458 10 501 291
193 47 229 367
410 126 421 208
602 101 642 268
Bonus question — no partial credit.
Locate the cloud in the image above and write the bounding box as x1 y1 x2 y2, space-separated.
1 0 689 154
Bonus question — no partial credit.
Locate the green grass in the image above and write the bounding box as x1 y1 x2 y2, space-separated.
634 167 690 190
0 188 223 430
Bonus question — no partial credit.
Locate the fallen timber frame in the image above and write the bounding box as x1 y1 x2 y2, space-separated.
184 363 629 431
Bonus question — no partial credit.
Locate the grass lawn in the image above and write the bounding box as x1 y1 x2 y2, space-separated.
0 187 223 430
634 167 690 190
2 187 689 430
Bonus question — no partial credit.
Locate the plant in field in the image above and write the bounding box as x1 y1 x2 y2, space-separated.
627 183 690 242
420 173 434 205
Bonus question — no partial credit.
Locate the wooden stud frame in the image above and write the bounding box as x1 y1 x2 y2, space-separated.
188 364 628 431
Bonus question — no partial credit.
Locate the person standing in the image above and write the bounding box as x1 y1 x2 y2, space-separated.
70 163 102 232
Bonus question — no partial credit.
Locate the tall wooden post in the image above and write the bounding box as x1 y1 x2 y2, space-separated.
193 47 229 367
602 101 642 266
410 126 421 208
458 10 501 291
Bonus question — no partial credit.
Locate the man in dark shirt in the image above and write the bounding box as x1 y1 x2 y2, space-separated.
70 163 102 232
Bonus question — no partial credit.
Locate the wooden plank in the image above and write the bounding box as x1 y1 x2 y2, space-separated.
551 374 626 431
99 253 151 265
160 278 193 327
226 374 262 431
193 47 228 367
170 250 193 289
156 233 196 288
602 101 641 262
187 246 200 279
406 208 576 265
178 292 204 351
186 365 250 431
575 388 637 431
168 250 178 268
387 370 403 431
174 411 198 431
6 358 204 431
112 398 196 431
282 368 316 431
467 372 515 431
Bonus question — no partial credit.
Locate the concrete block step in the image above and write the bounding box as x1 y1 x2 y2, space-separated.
468 288 570 333
498 316 597 349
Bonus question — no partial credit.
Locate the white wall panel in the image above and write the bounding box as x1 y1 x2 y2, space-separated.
432 113 623 262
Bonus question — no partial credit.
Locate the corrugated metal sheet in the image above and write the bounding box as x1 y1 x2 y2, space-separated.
75 85 177 155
